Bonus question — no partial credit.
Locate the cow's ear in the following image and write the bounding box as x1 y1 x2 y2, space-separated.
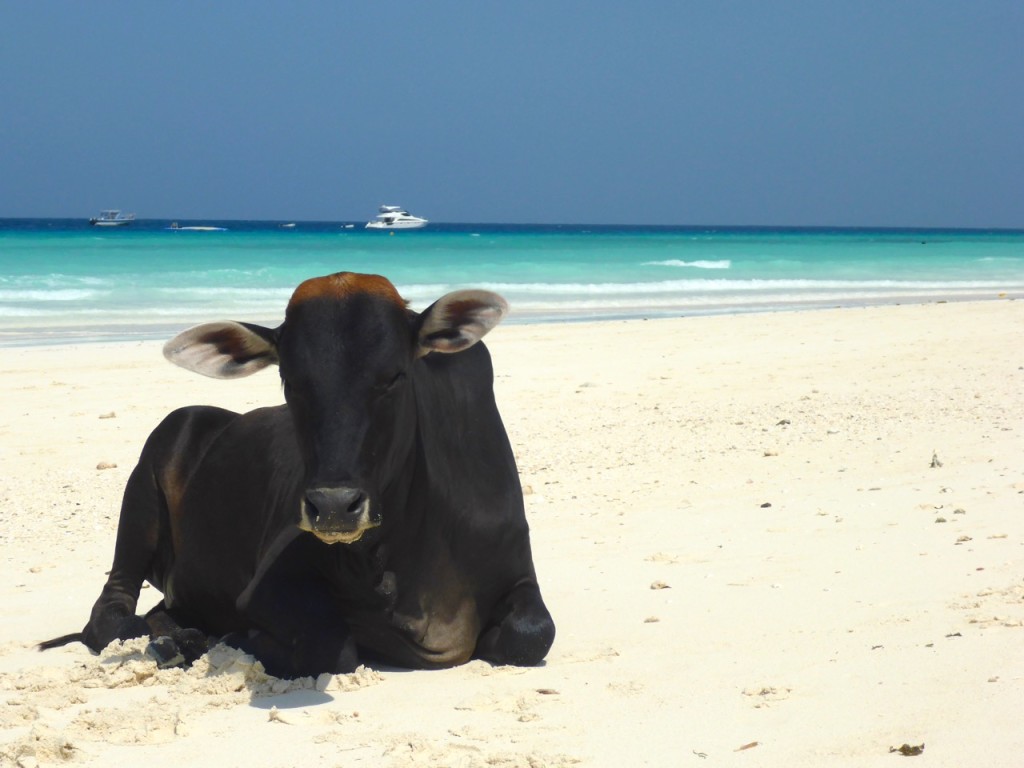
163 321 279 379
417 290 508 356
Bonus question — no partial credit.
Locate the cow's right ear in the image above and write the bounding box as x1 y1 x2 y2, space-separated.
163 321 279 379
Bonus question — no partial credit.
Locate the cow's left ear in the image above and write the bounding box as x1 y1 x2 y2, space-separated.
163 321 279 379
417 290 509 356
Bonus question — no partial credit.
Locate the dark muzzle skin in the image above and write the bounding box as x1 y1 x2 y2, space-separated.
299 485 380 544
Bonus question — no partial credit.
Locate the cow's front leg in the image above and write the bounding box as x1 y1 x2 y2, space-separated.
228 530 359 678
476 580 555 666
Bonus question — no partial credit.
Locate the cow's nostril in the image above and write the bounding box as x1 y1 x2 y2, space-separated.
346 491 367 515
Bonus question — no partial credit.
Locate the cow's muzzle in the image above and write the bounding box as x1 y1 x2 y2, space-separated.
299 486 379 544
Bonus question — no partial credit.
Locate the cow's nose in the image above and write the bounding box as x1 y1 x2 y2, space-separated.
305 486 368 523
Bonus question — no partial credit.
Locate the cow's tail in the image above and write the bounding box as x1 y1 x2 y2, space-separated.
37 632 84 651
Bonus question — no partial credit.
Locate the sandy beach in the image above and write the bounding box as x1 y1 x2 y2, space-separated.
2 300 1023 767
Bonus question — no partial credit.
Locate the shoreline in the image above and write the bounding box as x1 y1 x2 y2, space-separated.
0 292 1018 349
3 300 1023 766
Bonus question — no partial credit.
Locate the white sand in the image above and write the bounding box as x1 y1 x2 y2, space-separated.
2 300 1023 767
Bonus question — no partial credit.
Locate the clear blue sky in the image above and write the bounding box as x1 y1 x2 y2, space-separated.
1 1 1021 227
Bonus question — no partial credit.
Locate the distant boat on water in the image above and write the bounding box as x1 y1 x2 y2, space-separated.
280 222 297 229
89 210 135 227
167 222 228 232
365 205 428 230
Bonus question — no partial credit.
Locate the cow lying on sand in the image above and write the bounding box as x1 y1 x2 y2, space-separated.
41 272 555 678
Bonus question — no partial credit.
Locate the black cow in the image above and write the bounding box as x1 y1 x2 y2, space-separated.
41 272 554 678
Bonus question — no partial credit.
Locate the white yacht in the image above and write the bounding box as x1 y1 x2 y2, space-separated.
89 209 136 227
365 205 428 230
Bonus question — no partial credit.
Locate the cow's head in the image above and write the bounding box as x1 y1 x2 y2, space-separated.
162 272 508 545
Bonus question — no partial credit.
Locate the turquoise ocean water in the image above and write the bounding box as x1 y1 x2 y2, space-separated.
2 219 1023 346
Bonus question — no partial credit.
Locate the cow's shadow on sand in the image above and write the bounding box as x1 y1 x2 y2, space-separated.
249 689 334 710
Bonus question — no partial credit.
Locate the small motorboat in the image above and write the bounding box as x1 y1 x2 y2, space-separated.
89 209 135 227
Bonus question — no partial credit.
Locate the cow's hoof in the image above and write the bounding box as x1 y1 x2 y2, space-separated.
172 628 209 664
146 636 185 669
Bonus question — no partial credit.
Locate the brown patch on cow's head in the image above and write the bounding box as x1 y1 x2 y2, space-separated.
288 272 407 311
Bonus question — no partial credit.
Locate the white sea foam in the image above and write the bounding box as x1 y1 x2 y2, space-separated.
380 277 1024 319
642 259 732 269
157 286 295 299
0 289 100 301
0 307 53 317
507 288 1001 310
6 279 1019 326
458 278 1020 296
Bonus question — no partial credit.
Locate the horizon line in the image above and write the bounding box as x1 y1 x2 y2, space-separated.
2 216 1023 233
